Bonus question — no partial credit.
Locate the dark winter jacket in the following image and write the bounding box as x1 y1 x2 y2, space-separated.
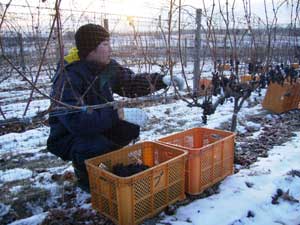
47 54 166 160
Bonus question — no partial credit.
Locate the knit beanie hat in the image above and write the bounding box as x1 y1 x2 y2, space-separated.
75 24 109 59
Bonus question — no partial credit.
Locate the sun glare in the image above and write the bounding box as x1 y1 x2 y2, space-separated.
109 0 156 17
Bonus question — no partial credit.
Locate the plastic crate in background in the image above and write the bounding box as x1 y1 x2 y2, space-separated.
158 127 235 195
291 63 299 69
219 63 231 71
291 80 300 109
85 141 187 225
262 81 300 113
199 78 212 90
240 74 253 83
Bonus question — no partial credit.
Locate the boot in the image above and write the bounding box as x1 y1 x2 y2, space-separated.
72 163 90 193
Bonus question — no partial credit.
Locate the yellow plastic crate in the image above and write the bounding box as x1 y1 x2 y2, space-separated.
85 141 187 225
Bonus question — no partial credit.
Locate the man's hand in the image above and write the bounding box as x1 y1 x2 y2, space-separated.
123 108 148 127
162 75 185 91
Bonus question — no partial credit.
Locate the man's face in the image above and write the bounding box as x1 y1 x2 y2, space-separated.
87 39 112 65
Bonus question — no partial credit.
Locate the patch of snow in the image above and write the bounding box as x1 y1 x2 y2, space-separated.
0 128 49 154
236 124 247 134
26 152 54 161
161 132 300 225
2 99 50 119
245 121 261 130
0 203 11 217
75 190 91 205
8 212 48 225
252 129 263 139
0 168 33 183
10 185 23 194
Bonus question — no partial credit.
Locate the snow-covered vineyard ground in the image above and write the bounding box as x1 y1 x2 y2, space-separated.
0 69 300 225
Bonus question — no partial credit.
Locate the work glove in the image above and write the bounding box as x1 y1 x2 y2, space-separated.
162 75 185 91
118 107 149 127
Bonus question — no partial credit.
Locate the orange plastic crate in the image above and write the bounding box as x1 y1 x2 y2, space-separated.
291 63 299 69
199 78 212 90
292 81 300 109
85 141 187 225
222 64 231 70
240 74 253 83
262 81 300 113
158 127 235 195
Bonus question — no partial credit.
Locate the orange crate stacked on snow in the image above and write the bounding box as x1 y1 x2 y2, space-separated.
158 127 235 195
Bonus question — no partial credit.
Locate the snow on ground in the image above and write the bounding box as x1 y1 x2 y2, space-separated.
0 168 33 183
0 127 49 154
0 89 49 105
8 213 48 225
2 99 50 119
0 68 299 224
0 86 300 225
0 72 51 92
161 133 300 225
141 90 264 141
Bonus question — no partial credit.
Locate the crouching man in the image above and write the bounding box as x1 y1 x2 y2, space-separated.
47 23 184 192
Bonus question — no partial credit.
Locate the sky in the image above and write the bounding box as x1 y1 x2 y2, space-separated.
0 0 294 25
64 0 293 25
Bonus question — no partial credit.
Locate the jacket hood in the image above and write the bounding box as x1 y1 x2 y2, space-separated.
64 47 80 64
